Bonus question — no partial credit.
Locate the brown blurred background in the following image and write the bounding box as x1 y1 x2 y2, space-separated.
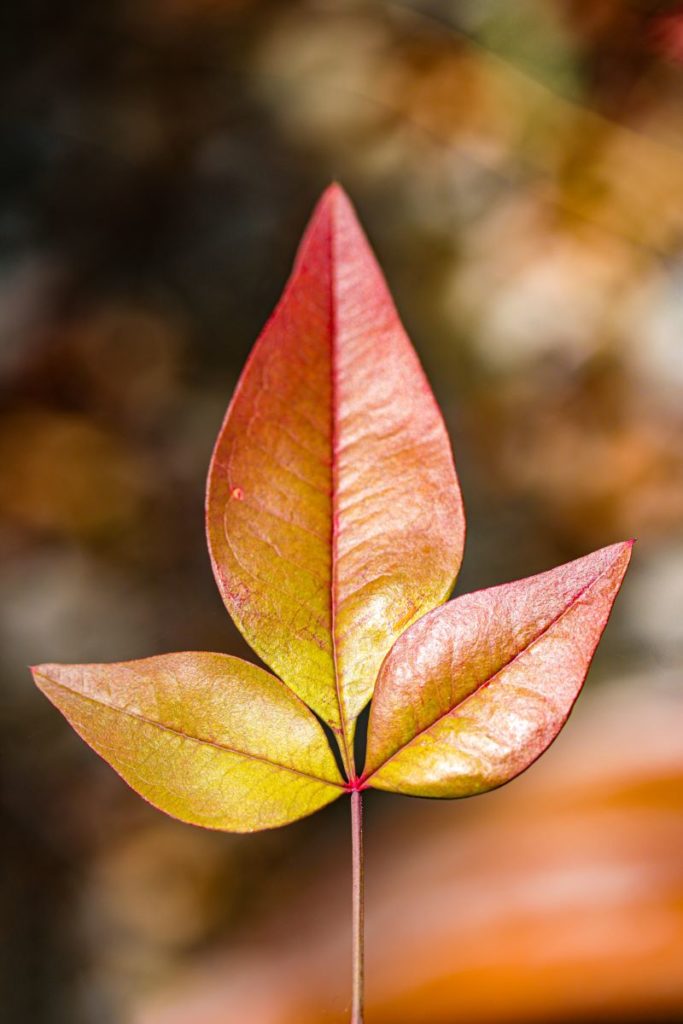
1 1 682 1022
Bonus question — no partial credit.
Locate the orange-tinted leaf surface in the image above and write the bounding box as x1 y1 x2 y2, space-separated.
206 185 464 765
364 542 632 796
32 653 344 831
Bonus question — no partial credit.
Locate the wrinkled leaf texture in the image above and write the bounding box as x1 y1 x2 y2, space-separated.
364 542 633 796
33 654 343 832
31 186 631 833
206 184 464 769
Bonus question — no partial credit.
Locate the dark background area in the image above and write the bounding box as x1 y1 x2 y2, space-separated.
1 2 682 1022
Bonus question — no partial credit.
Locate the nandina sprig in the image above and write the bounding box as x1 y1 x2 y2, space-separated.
31 185 632 1023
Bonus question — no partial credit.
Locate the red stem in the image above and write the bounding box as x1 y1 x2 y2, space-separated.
351 789 365 1024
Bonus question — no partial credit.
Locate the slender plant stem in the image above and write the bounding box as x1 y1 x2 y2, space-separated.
351 789 365 1024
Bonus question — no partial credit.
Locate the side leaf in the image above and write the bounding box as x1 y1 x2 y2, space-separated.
206 184 464 764
364 542 633 797
32 653 344 831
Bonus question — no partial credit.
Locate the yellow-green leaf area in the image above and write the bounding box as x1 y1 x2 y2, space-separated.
33 653 343 832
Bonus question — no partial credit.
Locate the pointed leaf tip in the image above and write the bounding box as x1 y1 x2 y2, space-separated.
365 541 632 797
320 181 349 203
206 187 465 756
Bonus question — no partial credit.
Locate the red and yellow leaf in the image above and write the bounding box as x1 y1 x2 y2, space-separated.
32 653 344 832
364 542 633 796
206 184 464 767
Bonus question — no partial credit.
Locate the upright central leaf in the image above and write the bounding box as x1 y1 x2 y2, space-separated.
207 185 464 768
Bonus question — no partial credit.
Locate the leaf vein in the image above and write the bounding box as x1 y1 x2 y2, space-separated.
366 560 617 780
36 673 343 789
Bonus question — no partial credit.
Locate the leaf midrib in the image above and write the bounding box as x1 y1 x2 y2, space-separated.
328 197 354 776
35 672 344 789
365 557 619 782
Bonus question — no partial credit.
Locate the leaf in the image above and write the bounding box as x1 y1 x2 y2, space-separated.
206 183 464 766
363 541 633 797
32 653 344 832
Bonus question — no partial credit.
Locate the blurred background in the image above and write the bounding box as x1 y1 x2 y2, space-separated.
1 1 682 1021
